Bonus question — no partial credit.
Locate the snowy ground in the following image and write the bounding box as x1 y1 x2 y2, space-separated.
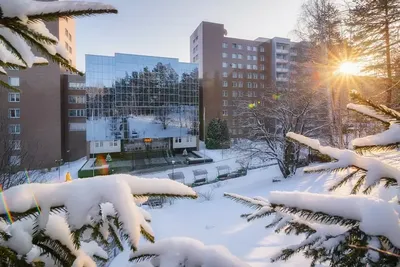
31 157 87 183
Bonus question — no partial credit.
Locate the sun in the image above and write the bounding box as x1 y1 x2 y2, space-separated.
338 62 361 76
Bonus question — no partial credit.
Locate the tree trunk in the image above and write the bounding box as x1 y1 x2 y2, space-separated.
384 0 393 104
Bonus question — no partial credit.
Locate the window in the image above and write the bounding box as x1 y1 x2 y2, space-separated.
9 108 20 119
238 44 243 50
261 83 265 88
238 81 243 88
8 77 20 87
69 123 86 131
252 55 257 60
232 119 237 126
232 91 237 97
247 45 252 51
260 74 265 80
222 110 228 116
223 72 228 78
232 72 238 78
109 141 119 147
247 73 252 79
253 73 258 79
222 62 228 68
248 91 252 97
238 63 243 69
65 42 69 51
247 64 252 70
223 100 228 106
223 90 228 97
231 63 237 69
239 91 244 97
232 81 238 87
9 156 21 166
252 65 258 70
9 140 21 151
253 91 257 97
238 53 243 59
222 52 228 58
232 43 237 48
65 28 68 37
247 82 252 88
222 42 228 48
69 82 86 90
238 72 244 78
69 33 72 41
253 82 258 88
260 64 265 71
8 93 20 102
232 53 237 59
223 81 228 87
247 55 252 60
68 95 86 104
95 141 104 148
260 55 265 61
68 109 86 117
260 46 265 52
9 124 20 134
192 56 196 62
253 46 257 51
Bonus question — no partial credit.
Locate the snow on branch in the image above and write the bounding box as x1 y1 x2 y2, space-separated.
347 103 392 125
0 174 197 251
350 123 400 150
286 132 400 189
268 191 400 249
129 237 251 267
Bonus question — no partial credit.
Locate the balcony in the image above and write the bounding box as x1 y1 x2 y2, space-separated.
276 76 289 82
276 58 288 63
276 48 289 54
290 50 297 56
276 67 289 73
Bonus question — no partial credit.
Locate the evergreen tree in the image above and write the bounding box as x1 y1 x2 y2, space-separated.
0 0 117 91
347 0 400 103
225 91 400 266
205 118 230 149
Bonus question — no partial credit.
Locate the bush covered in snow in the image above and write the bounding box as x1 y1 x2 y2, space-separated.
226 91 400 266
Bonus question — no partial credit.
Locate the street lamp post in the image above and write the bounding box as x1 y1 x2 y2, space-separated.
171 160 175 178
55 158 63 180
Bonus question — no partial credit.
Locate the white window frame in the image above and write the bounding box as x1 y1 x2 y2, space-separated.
9 140 21 151
247 73 252 79
260 74 265 80
253 82 258 88
247 55 252 60
260 47 265 52
232 91 237 97
8 77 20 87
238 63 243 69
238 72 244 78
222 62 228 68
9 124 21 135
8 108 20 119
252 65 258 70
8 93 20 102
253 73 258 79
223 100 228 106
223 81 228 87
247 64 252 70
238 81 243 88
223 90 228 97
247 82 252 88
222 52 228 58
252 46 257 51
232 72 238 78
260 64 265 71
247 46 251 51
231 63 237 69
248 91 252 97
223 72 228 78
238 53 243 59
260 55 265 61
222 42 228 48
222 110 228 116
252 55 257 61
237 44 243 50
232 53 237 59
68 109 86 117
232 81 238 87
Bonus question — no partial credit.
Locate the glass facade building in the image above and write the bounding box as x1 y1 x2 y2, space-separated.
85 53 199 152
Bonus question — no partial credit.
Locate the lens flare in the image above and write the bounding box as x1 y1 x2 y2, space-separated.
24 169 41 214
0 185 13 223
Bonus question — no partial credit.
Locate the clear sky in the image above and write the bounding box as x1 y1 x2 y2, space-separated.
75 0 305 71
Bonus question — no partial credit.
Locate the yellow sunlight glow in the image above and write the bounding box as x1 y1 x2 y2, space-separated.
338 62 361 76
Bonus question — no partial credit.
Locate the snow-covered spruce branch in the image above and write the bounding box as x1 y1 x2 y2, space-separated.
286 132 399 192
0 0 117 91
0 174 197 266
224 192 400 265
129 237 251 267
347 91 400 151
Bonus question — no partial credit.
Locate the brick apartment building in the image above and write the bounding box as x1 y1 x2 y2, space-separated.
189 21 299 139
0 17 79 169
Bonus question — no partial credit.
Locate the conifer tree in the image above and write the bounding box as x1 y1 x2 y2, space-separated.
225 91 400 266
0 0 117 91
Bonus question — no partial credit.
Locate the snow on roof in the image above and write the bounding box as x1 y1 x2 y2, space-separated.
168 172 185 181
193 169 208 176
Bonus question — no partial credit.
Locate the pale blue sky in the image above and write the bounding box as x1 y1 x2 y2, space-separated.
75 0 305 70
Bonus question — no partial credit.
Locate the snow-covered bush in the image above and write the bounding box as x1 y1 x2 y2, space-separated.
0 174 197 266
0 0 117 91
225 91 400 266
